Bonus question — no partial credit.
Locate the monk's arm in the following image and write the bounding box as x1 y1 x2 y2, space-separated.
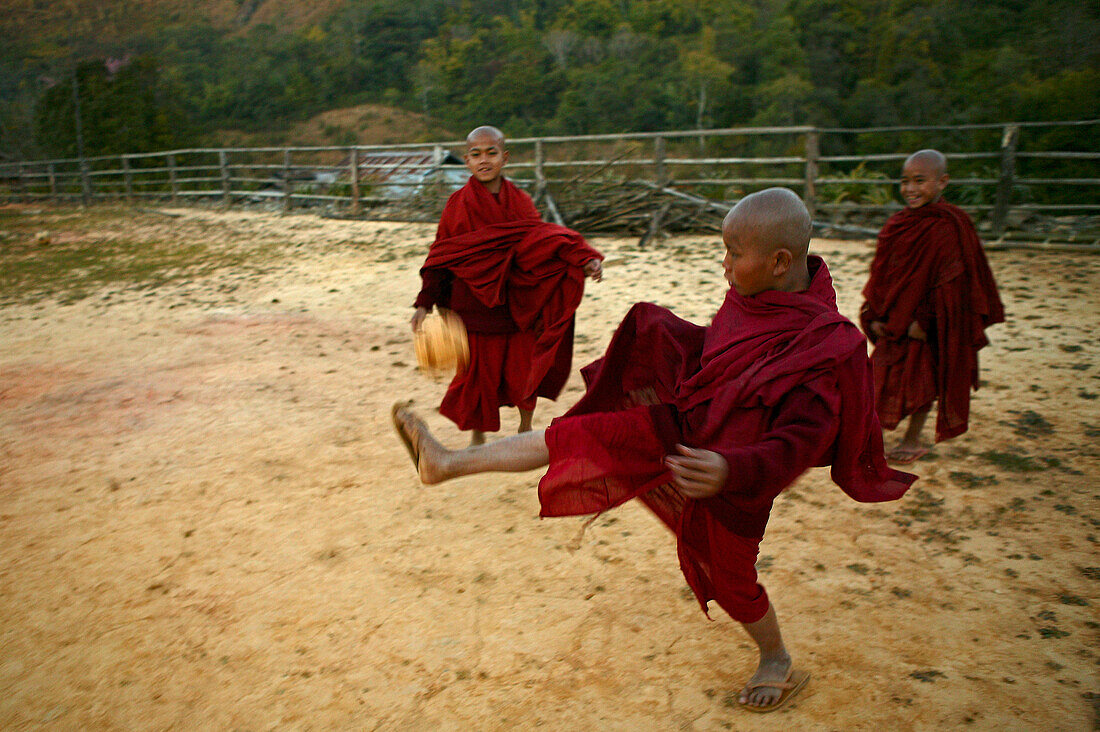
413 268 451 313
714 388 838 510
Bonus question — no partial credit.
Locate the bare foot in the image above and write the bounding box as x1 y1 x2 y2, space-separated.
392 404 452 484
739 651 792 709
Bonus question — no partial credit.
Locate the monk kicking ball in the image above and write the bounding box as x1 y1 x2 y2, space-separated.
411 125 603 445
860 149 1005 464
394 187 916 713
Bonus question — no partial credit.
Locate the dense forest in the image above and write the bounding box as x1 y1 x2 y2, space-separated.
1 0 1097 161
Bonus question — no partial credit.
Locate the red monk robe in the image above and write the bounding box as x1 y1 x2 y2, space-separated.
415 176 603 432
860 200 1004 442
538 257 916 622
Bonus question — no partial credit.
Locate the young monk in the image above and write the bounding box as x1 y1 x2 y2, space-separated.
395 188 916 712
860 150 1005 464
412 125 603 445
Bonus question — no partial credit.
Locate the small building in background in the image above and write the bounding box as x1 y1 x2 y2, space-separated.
352 149 468 200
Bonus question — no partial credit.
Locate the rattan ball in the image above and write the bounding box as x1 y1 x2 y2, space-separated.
415 310 470 376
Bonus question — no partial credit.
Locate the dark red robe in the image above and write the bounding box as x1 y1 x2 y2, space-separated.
414 176 603 431
538 258 915 621
860 200 1005 442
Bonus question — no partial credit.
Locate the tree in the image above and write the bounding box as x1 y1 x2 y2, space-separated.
33 56 195 159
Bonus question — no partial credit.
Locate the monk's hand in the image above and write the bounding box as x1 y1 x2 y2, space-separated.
907 320 927 341
870 321 887 339
584 259 603 282
665 445 729 499
411 306 428 333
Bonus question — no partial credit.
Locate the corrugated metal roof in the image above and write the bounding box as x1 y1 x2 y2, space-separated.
352 149 464 183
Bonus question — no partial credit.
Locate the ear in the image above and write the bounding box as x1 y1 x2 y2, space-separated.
772 248 793 276
938 173 950 190
502 148 510 164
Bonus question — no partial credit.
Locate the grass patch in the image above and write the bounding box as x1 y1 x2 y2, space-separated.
895 487 945 523
1003 409 1054 438
949 471 1000 489
910 670 945 683
978 450 1045 472
0 206 285 305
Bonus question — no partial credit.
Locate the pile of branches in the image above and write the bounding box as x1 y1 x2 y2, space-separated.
544 180 727 240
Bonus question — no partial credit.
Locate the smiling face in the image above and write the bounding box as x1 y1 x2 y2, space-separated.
900 155 949 209
463 133 508 192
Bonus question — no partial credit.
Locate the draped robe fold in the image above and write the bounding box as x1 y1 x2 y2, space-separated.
860 201 1004 442
538 258 916 620
415 177 603 432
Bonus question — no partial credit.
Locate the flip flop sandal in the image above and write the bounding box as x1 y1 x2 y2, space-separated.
887 446 929 465
738 669 811 713
391 400 420 471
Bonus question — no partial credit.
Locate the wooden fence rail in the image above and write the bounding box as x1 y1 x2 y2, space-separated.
2 119 1097 243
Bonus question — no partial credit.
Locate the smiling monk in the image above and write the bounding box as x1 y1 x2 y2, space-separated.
411 126 603 445
860 149 1005 463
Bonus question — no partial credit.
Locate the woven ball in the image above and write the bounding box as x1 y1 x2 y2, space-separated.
415 310 470 376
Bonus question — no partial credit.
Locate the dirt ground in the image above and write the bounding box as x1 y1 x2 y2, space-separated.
1 204 1097 730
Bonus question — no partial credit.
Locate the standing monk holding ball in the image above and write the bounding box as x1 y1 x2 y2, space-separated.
411 126 604 445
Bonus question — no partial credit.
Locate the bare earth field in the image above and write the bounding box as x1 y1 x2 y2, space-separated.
0 204 1097 730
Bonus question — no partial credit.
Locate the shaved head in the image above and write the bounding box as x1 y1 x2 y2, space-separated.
466 125 505 147
724 187 812 259
905 149 947 177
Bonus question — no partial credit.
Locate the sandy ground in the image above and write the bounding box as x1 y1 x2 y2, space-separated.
0 204 1097 730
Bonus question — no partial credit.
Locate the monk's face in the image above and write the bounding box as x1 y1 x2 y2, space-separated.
722 218 778 296
464 134 508 188
900 158 948 209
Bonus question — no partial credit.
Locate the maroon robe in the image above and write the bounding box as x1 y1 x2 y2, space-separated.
414 176 603 431
539 258 915 621
860 200 1004 442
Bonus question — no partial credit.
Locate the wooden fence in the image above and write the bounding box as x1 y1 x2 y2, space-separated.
2 119 1097 244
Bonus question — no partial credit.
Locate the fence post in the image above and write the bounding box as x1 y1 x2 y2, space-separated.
804 129 819 220
535 139 565 226
122 154 134 204
349 147 361 216
167 154 178 204
79 157 92 206
48 163 58 202
534 139 546 202
640 136 670 248
992 124 1020 237
219 150 232 207
282 149 293 212
654 136 668 188
15 163 26 201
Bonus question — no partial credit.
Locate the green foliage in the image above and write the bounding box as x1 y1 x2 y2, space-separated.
33 57 196 158
823 163 895 206
5 0 1099 160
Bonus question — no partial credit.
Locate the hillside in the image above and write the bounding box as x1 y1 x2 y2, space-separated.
3 0 1097 163
0 0 345 41
210 103 457 148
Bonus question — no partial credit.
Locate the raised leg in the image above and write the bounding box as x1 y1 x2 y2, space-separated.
393 403 549 484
